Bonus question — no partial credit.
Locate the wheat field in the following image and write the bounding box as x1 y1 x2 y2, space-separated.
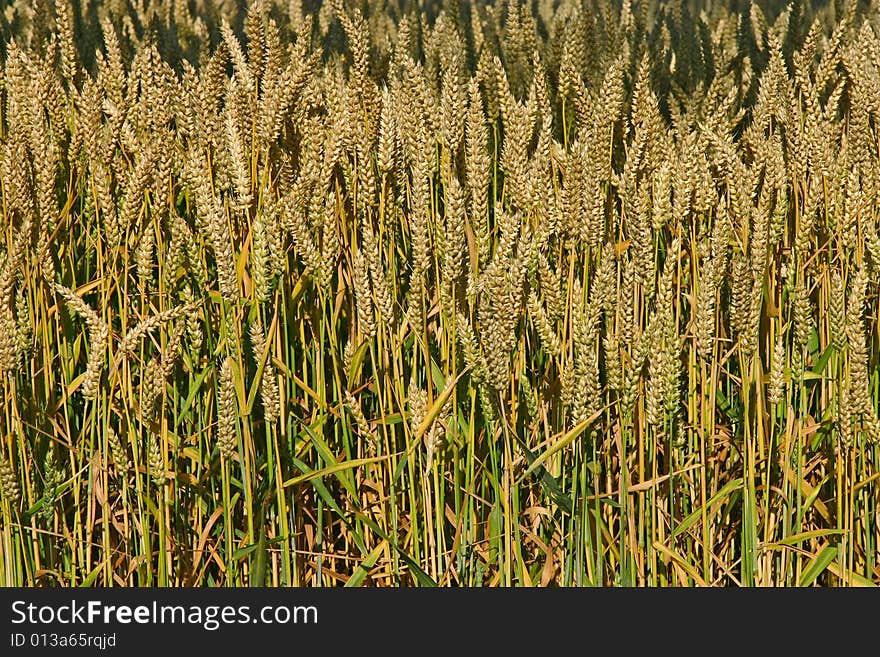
0 0 878 587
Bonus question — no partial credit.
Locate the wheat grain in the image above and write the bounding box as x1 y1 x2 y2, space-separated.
0 450 20 506
217 358 238 460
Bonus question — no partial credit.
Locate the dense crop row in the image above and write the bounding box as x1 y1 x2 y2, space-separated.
0 0 878 586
